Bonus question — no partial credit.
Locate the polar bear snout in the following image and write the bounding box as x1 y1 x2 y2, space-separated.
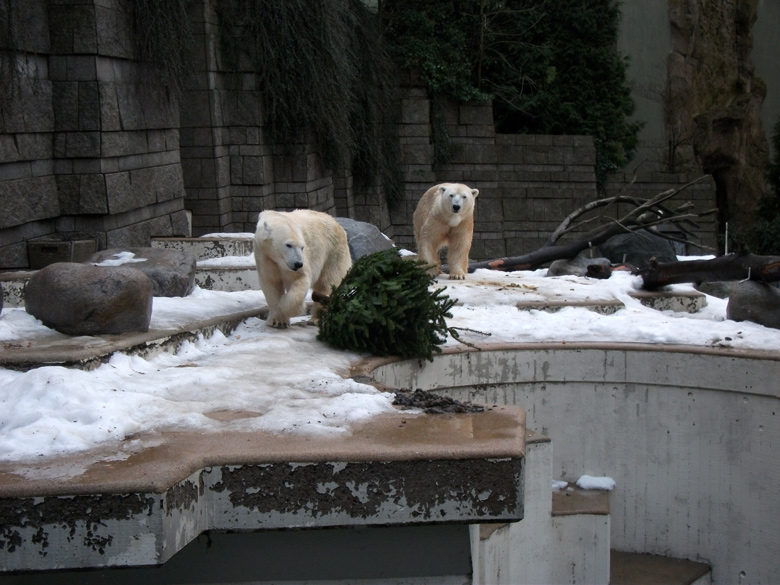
452 203 462 213
290 259 304 271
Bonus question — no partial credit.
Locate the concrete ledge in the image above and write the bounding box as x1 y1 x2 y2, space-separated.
516 299 624 314
151 236 254 261
0 407 526 572
0 308 266 370
552 482 610 517
628 289 706 313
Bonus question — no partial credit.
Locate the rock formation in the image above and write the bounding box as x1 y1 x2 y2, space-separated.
666 0 769 240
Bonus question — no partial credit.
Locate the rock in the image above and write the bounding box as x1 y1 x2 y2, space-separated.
88 247 196 297
599 230 677 270
696 281 735 299
547 250 612 277
726 280 780 330
0 281 3 315
335 217 395 261
24 262 153 336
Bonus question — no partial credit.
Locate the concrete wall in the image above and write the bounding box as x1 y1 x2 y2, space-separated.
371 346 780 585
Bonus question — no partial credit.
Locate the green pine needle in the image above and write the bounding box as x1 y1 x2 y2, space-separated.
317 248 458 361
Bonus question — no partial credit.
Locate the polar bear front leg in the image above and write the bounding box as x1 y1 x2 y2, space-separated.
275 275 309 327
446 230 472 280
263 284 290 328
417 240 442 276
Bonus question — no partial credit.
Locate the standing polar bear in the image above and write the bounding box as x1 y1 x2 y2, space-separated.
254 209 351 328
413 182 479 279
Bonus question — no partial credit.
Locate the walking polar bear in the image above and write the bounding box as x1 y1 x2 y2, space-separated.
254 209 351 328
413 182 479 279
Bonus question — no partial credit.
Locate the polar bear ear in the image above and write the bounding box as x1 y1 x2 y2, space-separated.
438 186 448 196
258 220 273 239
471 189 479 198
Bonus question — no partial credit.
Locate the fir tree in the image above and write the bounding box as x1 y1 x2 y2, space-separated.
317 249 458 361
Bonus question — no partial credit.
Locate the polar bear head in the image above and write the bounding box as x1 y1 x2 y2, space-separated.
437 183 479 224
256 211 306 272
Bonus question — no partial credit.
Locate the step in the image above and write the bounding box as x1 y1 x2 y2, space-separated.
471 431 611 585
628 289 707 313
610 550 712 585
151 235 254 261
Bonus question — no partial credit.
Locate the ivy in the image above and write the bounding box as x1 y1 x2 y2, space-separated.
382 0 642 191
217 0 403 205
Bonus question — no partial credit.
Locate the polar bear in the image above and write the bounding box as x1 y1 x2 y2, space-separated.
413 182 479 279
254 209 351 328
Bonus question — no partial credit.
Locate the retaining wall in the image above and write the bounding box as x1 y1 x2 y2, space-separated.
0 0 718 269
369 344 780 585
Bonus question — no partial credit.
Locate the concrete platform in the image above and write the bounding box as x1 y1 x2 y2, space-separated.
0 405 527 572
0 307 266 370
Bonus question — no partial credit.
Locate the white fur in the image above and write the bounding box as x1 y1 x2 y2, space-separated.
253 209 351 328
413 183 479 279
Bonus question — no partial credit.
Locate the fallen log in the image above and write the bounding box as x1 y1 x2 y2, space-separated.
461 220 632 272
639 252 780 290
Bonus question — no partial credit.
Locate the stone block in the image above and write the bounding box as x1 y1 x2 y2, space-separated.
0 176 59 229
95 4 134 59
402 99 430 125
459 103 493 126
105 171 136 213
243 156 264 185
523 146 548 165
17 133 53 162
67 55 98 81
53 81 80 130
27 238 97 269
402 143 434 165
74 83 101 132
97 80 121 131
115 83 146 130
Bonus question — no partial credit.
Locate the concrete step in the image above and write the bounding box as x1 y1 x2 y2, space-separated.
471 431 611 585
151 235 254 261
610 550 712 585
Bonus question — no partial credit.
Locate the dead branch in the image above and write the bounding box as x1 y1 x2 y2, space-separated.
452 175 715 274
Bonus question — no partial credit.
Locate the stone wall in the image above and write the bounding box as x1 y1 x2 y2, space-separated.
0 0 190 268
0 0 719 269
393 87 717 260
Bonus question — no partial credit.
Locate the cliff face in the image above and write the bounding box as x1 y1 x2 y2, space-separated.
666 0 769 236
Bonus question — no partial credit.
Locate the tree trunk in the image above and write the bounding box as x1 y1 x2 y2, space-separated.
456 220 631 273
639 252 780 290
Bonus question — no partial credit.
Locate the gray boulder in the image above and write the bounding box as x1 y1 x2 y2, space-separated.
88 247 196 297
726 280 780 330
599 230 677 269
335 218 395 261
24 262 153 336
547 250 612 277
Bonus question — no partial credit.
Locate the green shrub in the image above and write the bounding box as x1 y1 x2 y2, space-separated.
382 0 642 190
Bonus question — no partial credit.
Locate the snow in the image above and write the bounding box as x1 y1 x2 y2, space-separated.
91 250 147 266
576 475 617 491
2 254 780 465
